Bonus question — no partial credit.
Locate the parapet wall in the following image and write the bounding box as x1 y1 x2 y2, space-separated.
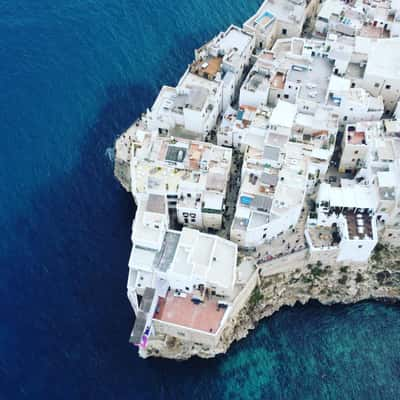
153 319 221 347
260 249 309 277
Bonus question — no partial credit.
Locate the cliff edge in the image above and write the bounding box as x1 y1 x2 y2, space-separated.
138 243 400 360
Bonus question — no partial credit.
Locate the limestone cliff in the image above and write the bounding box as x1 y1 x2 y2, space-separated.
139 243 400 360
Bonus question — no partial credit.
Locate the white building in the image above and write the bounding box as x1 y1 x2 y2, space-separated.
127 204 239 347
338 120 384 173
326 75 384 124
376 169 399 226
270 38 334 114
191 25 255 111
306 182 379 263
118 3 400 354
360 38 400 112
217 104 271 151
292 106 339 187
315 0 395 39
239 54 272 109
231 140 308 248
129 131 232 231
315 0 345 36
147 74 223 141
243 0 315 50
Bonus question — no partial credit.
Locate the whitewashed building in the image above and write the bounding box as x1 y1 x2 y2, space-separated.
191 25 255 111
306 183 379 263
243 0 316 50
129 131 232 231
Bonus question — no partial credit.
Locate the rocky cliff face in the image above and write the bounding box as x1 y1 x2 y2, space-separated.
140 243 400 360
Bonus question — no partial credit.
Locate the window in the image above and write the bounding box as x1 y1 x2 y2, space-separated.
185 287 189 291
354 150 359 154
358 245 363 249
282 28 287 35
388 233 393 237
374 83 380 88
344 116 348 121
351 82 356 88
352 159 355 162
263 233 267 239
385 84 391 90
284 94 289 99
277 94 281 98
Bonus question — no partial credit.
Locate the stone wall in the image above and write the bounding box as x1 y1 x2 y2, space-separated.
141 243 400 360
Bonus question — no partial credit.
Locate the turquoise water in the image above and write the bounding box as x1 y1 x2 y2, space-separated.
0 0 399 398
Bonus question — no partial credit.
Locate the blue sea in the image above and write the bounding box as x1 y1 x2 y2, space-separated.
1 1 399 399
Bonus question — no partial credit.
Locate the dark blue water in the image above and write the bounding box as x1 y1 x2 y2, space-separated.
1 1 399 399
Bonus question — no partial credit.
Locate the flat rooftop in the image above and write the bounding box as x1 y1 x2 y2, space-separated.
270 100 297 128
318 0 344 21
154 291 226 333
132 135 232 194
365 38 400 80
129 230 180 273
295 57 332 104
318 183 378 210
169 228 237 291
217 26 253 54
245 0 306 30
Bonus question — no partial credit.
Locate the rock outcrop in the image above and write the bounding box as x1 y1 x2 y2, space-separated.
140 242 400 360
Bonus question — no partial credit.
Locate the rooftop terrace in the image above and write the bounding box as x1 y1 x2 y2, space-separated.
154 291 227 333
345 212 374 240
190 57 223 81
296 57 332 104
347 129 366 145
307 225 341 249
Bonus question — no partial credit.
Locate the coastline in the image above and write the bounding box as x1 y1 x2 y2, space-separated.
139 244 400 360
113 0 400 361
114 135 400 360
